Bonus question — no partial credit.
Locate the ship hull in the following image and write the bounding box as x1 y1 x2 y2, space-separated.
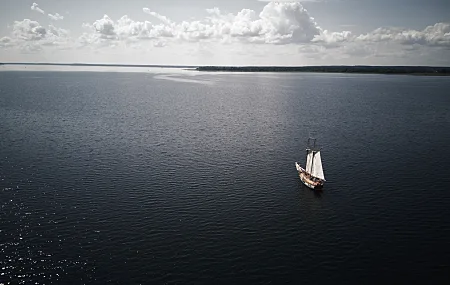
295 162 324 190
299 172 324 190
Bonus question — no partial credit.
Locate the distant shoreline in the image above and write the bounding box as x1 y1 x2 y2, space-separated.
1 63 450 75
196 66 450 76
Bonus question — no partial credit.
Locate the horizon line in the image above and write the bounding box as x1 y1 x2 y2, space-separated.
1 62 450 68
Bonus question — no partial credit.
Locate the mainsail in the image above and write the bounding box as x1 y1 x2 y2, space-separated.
306 150 314 173
311 151 325 180
305 150 325 180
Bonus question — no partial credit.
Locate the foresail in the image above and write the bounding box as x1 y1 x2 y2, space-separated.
311 151 325 180
305 151 314 173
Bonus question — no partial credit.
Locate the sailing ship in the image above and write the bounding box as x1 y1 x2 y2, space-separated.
295 138 326 190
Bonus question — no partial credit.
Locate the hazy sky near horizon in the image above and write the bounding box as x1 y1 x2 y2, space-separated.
0 0 449 65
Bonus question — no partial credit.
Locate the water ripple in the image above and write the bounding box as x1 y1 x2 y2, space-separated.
1 71 449 284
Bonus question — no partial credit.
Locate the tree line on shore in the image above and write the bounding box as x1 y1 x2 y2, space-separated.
197 65 450 75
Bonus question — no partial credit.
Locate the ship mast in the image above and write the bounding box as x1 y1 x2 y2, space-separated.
310 138 315 176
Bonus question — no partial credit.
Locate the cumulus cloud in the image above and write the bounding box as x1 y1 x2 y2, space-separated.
79 14 176 48
48 13 64 21
259 2 320 43
13 19 47 41
313 30 353 47
357 22 450 48
31 3 45 14
79 2 321 47
78 15 117 47
92 15 116 39
150 2 319 44
44 24 70 46
0 36 12 44
2 1 449 64
1 19 70 52
258 0 324 2
76 2 450 55
181 3 322 44
0 36 14 48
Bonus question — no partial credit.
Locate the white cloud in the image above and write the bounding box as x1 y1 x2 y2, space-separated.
143 2 319 45
206 7 221 17
2 19 70 53
357 23 450 48
0 36 14 48
92 15 116 39
79 14 176 48
31 3 45 14
72 1 450 65
312 30 353 47
78 15 117 48
143 8 174 26
258 2 320 43
48 13 64 21
1 1 450 65
13 19 47 41
257 0 324 2
44 25 70 46
0 36 12 44
78 2 321 47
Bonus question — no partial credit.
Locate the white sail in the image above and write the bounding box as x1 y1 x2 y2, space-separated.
311 151 325 180
305 150 314 173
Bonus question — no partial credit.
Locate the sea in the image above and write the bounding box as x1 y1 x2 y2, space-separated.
1 66 450 284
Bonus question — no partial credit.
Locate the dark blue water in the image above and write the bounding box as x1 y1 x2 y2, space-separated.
1 70 450 284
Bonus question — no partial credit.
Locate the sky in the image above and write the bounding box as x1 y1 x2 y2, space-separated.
0 0 449 66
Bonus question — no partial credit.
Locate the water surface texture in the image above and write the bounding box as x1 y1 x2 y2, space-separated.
1 70 450 284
